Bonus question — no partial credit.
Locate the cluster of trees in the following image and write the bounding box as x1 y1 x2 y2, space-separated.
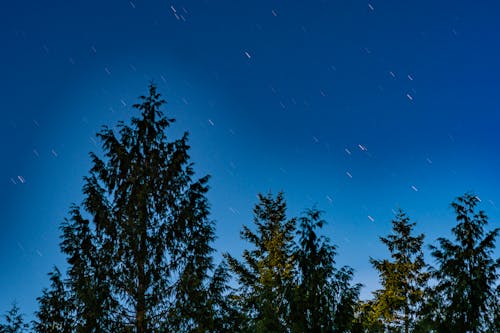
1 85 499 332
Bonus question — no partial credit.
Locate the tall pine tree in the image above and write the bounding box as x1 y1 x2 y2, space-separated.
33 267 74 333
38 84 222 333
367 209 429 333
59 205 117 332
87 84 220 332
225 192 296 333
291 208 360 333
430 193 500 332
0 303 28 333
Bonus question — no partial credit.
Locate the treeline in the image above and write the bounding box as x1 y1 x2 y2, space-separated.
1 85 498 333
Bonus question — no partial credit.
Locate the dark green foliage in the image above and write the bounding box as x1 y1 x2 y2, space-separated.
485 286 500 332
32 84 222 333
291 208 361 333
226 196 361 333
331 266 362 332
33 267 73 333
24 85 500 332
81 84 219 332
88 84 179 332
430 193 500 332
203 262 241 333
161 174 219 332
366 209 429 333
225 192 296 333
59 206 116 332
0 303 28 333
351 300 385 333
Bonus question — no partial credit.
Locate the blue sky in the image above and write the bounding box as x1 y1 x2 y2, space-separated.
1 0 499 318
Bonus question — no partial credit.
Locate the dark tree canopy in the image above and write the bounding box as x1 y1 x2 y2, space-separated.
33 267 73 333
0 303 28 333
33 85 222 333
225 192 296 333
430 193 500 332
10 85 498 333
225 195 361 333
364 209 429 333
291 208 361 333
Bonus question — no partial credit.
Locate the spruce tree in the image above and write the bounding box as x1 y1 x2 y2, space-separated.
430 193 500 332
368 209 429 333
59 206 117 332
33 267 74 333
41 84 221 333
80 84 218 332
225 192 296 333
291 208 360 333
0 303 28 333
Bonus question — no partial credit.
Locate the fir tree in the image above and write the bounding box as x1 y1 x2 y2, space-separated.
225 192 296 333
78 84 218 332
368 209 429 333
59 206 117 332
160 171 218 332
0 303 28 333
202 261 240 333
35 84 223 333
33 267 74 333
291 208 360 333
430 193 500 332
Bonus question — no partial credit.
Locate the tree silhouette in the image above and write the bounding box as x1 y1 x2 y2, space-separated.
366 209 429 332
34 84 222 333
430 193 500 332
33 267 74 333
59 206 117 332
87 84 220 332
292 208 360 333
18 83 500 332
0 303 28 333
225 192 296 333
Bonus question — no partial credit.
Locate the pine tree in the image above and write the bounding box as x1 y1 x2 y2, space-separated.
225 192 296 333
291 208 360 333
430 193 500 332
33 267 74 333
202 261 241 333
332 264 362 332
0 303 28 333
351 300 385 333
160 170 218 332
59 206 117 332
74 84 219 332
33 84 224 333
368 209 429 333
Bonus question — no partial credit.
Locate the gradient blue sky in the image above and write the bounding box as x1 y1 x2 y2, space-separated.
1 0 499 318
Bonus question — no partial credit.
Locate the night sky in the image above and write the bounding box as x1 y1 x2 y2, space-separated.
1 0 499 318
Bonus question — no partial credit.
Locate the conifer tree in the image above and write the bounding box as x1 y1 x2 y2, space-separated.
76 84 219 332
351 300 385 333
225 192 296 333
430 193 500 332
159 171 219 332
291 208 360 333
33 267 74 333
0 303 28 333
368 209 429 333
59 206 117 332
36 84 222 333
